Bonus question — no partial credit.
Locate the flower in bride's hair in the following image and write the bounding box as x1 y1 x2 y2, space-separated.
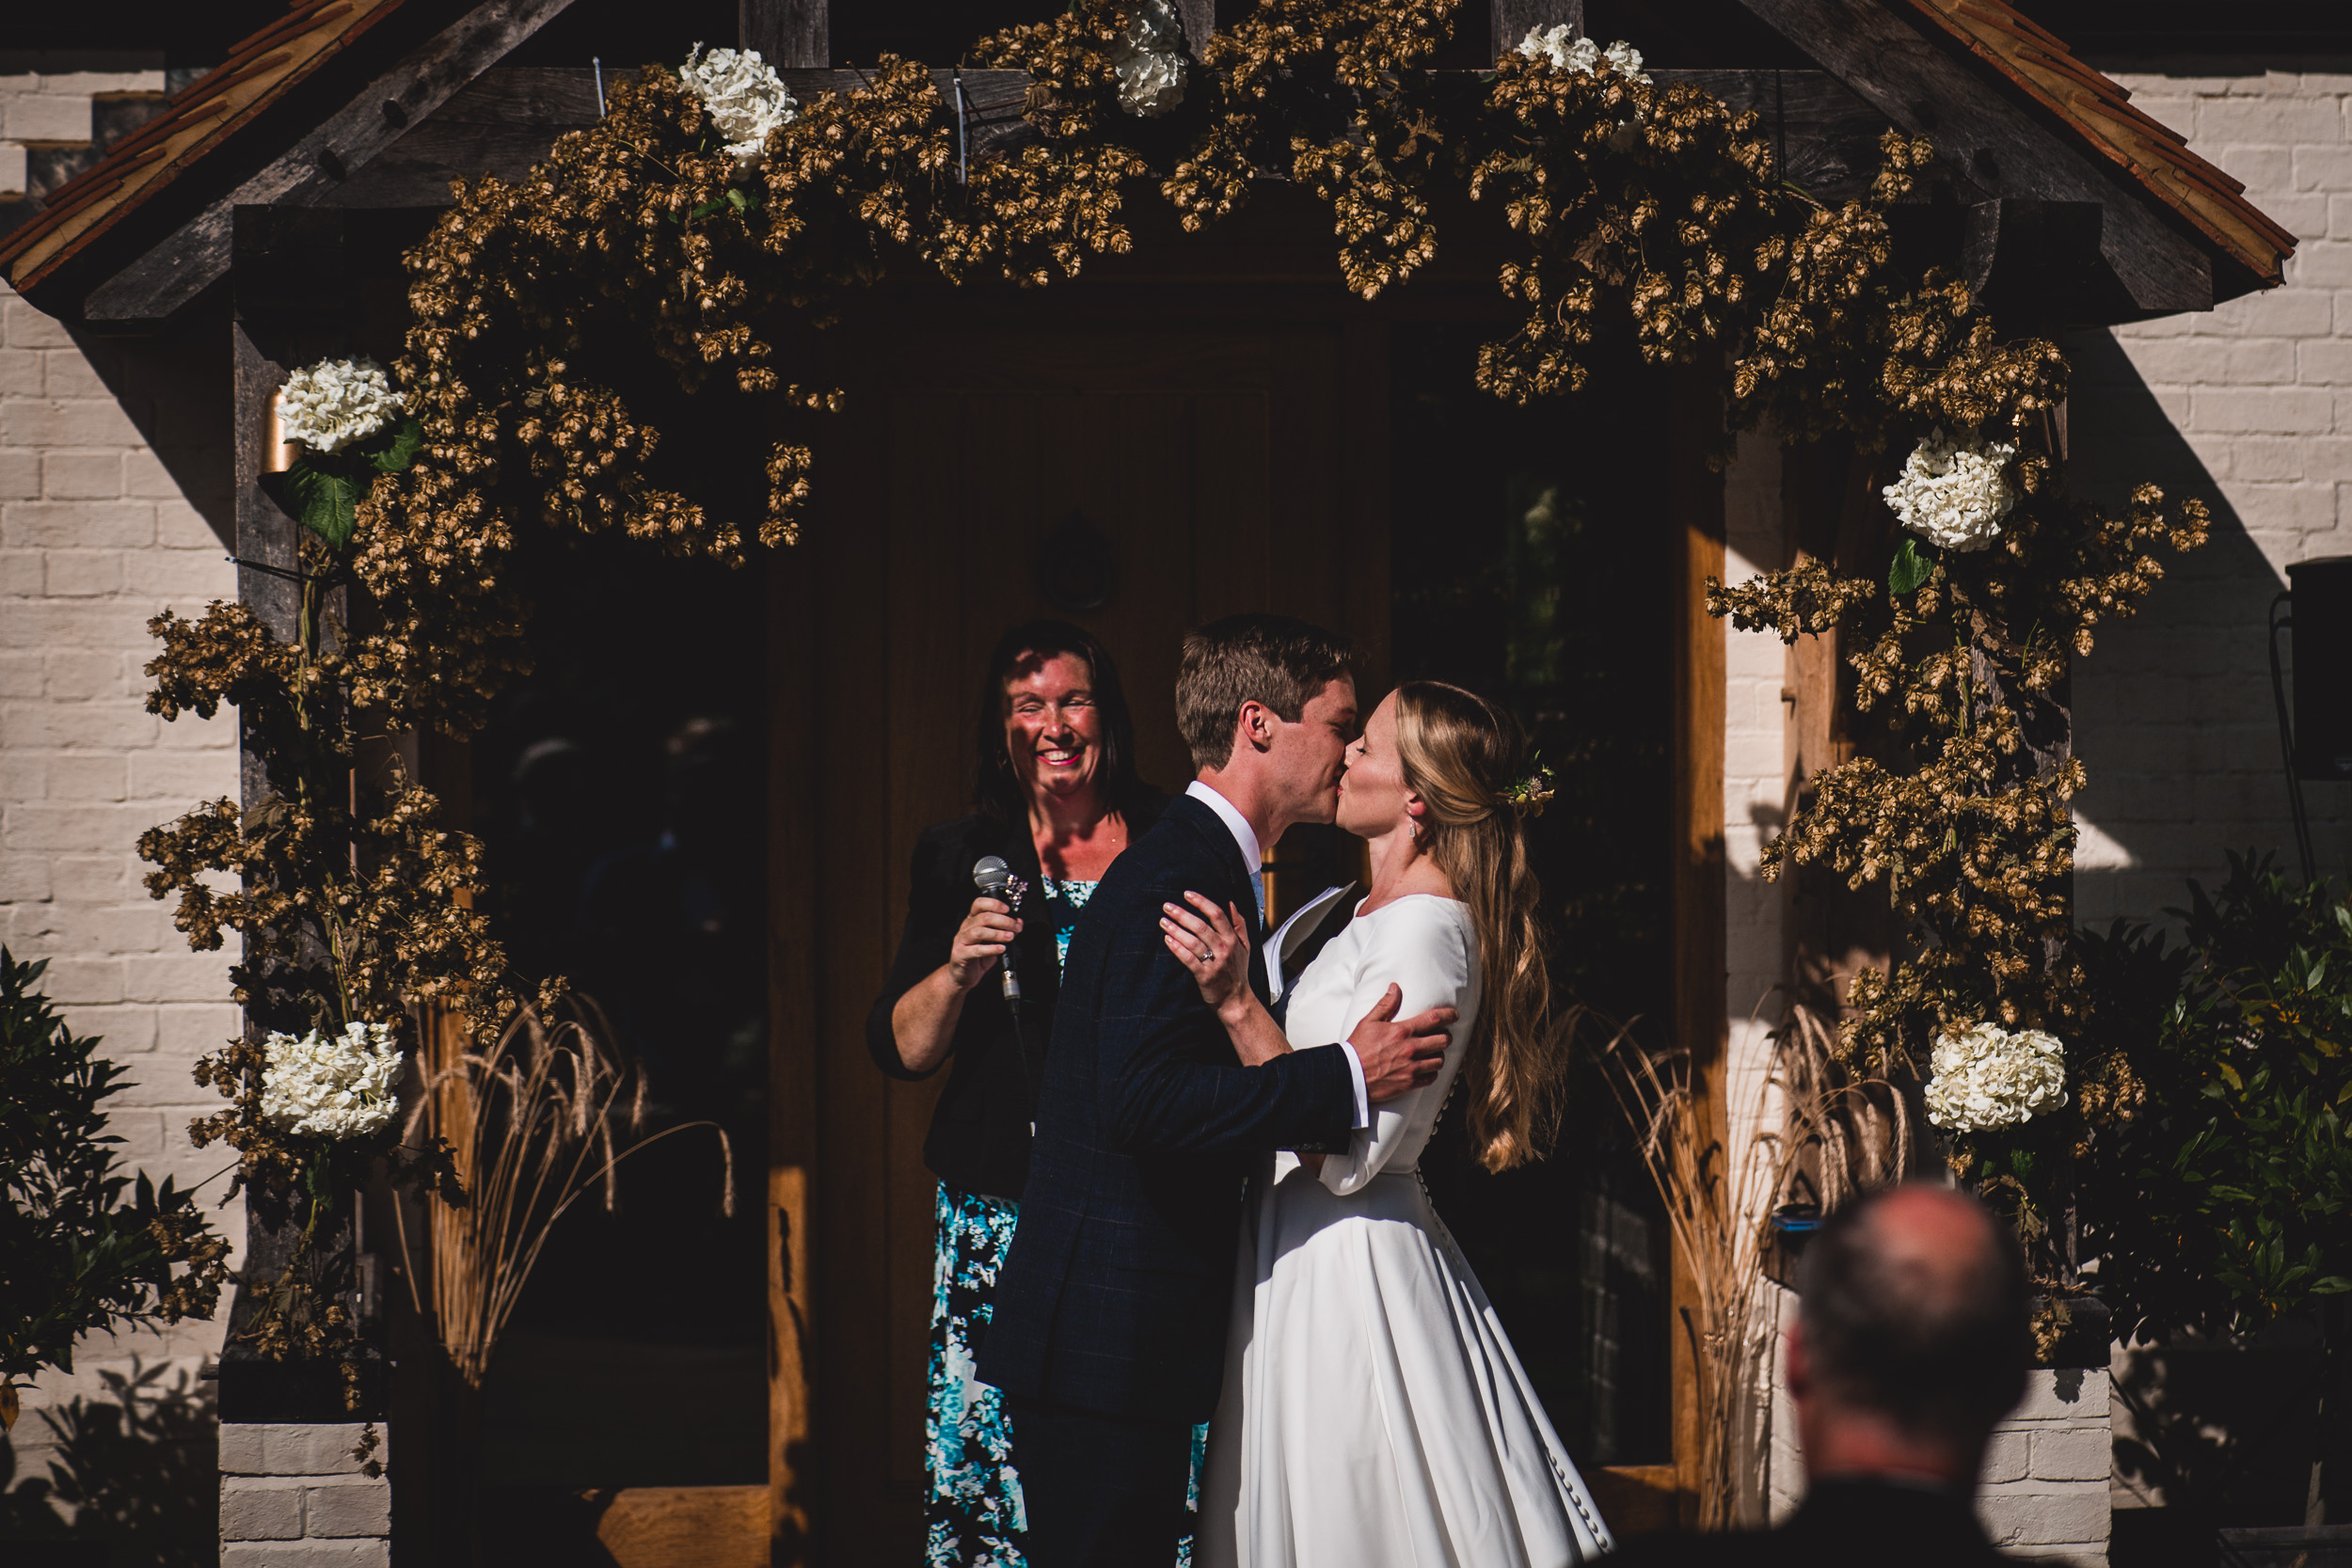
1500 762 1557 819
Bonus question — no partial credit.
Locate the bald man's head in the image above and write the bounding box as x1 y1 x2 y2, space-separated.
1795 1183 2028 1447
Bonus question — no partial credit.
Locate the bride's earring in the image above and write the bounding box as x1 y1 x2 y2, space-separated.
1407 818 1420 841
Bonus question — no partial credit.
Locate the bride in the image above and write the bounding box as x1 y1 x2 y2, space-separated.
1157 680 1613 1568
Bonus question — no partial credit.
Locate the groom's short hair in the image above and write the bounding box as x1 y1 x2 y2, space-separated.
1177 614 1353 772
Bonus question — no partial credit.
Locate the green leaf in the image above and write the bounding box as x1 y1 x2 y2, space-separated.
284 456 360 551
1888 534 1933 594
367 415 422 475
726 187 748 212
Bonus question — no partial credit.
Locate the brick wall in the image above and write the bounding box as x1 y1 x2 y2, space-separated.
2067 67 2352 927
1978 1370 2116 1560
0 53 170 223
0 281 242 1531
219 1424 391 1566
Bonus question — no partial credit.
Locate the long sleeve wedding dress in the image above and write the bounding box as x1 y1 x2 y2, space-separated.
1198 894 1613 1568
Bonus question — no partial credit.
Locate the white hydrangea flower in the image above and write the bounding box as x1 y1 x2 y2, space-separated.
1110 0 1187 118
1517 26 1650 84
680 43 800 165
1883 429 2019 552
1924 1022 2067 1135
262 1021 406 1141
278 356 403 455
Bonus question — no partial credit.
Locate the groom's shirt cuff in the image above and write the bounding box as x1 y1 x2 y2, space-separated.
1338 1044 1371 1130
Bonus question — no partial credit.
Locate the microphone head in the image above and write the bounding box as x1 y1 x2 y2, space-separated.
973 855 1013 895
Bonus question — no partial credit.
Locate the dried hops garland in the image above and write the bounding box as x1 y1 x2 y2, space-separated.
135 0 2215 1369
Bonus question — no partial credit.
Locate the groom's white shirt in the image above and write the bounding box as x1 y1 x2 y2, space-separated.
1185 780 1371 1130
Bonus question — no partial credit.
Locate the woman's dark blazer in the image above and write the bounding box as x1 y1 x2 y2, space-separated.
866 789 1168 1203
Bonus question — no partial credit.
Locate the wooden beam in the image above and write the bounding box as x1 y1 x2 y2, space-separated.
1667 363 1728 1521
1727 0 2212 314
83 0 581 326
1493 0 1581 55
328 67 1037 207
1659 69 1888 204
740 0 827 70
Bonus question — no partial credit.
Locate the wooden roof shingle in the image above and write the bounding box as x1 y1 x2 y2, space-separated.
0 0 409 295
1899 0 2296 285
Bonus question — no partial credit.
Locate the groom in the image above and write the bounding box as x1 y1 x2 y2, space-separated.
982 613 1456 1564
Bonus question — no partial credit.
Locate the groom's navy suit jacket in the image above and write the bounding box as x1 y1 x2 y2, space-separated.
979 793 1357 1423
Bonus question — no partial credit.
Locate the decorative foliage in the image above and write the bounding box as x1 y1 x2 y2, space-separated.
1924 1022 2067 1134
261 1022 405 1141
677 43 799 165
278 356 404 454
132 6 2217 1400
1109 0 1189 118
1515 27 1650 84
1882 428 2019 552
394 1004 732 1392
0 951 230 1398
278 356 421 550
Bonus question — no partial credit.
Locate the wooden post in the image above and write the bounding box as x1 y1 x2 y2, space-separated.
740 0 827 68
767 518 819 1562
1493 0 1581 54
1667 365 1727 1524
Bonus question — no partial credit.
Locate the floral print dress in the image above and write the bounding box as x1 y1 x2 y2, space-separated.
924 878 1210 1567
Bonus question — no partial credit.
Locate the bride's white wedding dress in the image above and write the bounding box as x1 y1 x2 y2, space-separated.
1199 894 1613 1568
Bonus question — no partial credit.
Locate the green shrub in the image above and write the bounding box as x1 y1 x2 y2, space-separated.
2080 853 2352 1344
0 949 230 1403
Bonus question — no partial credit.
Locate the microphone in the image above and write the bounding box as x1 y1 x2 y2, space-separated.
972 856 1023 1007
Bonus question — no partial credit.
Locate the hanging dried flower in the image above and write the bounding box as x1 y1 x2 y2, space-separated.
1925 1022 2068 1133
1883 429 2019 551
279 357 403 454
1514 25 1650 84
1110 0 1188 117
262 1022 406 1141
679 43 800 165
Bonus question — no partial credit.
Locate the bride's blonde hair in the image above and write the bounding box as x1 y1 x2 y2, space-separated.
1392 682 1564 1173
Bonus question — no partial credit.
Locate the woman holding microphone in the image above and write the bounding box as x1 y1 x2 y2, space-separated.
869 619 1165 1566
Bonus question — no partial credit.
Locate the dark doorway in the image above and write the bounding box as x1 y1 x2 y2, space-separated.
468 528 771 1489
1390 320 1677 1466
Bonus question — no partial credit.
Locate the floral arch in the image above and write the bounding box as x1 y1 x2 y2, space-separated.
135 0 2205 1471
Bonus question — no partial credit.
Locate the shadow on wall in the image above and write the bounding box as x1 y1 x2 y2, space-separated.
0 1360 219 1567
2058 328 2345 930
63 307 234 550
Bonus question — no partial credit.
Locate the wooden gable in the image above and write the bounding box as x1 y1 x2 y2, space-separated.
0 0 2296 331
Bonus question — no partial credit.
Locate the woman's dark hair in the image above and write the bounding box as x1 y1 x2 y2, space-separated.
972 619 1141 822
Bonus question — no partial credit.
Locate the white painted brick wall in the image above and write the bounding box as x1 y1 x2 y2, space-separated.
1978 1370 2115 1560
220 1424 391 1566
2069 67 2352 927
0 55 168 198
0 281 243 1513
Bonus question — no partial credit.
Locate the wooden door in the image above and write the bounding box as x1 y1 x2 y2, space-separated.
768 301 1390 1563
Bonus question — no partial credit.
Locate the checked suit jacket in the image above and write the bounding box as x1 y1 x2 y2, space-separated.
978 792 1358 1424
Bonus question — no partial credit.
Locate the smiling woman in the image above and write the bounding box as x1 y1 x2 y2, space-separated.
865 618 1170 1566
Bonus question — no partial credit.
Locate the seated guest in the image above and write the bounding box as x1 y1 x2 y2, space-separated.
1615 1182 2030 1567
866 619 1166 1567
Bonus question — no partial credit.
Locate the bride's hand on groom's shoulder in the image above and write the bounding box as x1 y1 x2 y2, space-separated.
1162 892 1252 1022
1351 985 1454 1104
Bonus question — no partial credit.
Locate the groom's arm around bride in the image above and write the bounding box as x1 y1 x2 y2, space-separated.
979 614 1453 1567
